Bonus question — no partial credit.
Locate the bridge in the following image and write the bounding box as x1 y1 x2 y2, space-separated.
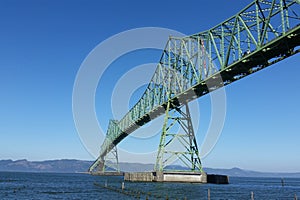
89 0 300 174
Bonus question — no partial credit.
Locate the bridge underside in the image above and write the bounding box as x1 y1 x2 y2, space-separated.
110 24 300 155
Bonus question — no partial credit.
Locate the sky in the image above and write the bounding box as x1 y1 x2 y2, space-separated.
0 0 299 172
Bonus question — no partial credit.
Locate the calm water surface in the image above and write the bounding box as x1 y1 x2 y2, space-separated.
0 172 299 199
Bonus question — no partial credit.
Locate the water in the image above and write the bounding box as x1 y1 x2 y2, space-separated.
0 172 299 199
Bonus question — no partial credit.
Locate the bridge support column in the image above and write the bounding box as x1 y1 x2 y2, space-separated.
102 144 120 172
155 101 203 172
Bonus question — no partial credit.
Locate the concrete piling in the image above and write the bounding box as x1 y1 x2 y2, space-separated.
251 191 254 200
281 178 285 187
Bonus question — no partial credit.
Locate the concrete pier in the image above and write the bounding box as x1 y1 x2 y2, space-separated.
91 171 124 176
124 171 229 184
124 172 154 182
124 171 207 183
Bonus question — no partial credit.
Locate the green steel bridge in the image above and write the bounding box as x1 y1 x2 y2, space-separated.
89 0 300 173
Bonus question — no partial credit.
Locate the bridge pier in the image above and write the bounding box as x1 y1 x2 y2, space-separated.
155 102 202 172
124 171 207 183
124 171 229 184
91 171 124 176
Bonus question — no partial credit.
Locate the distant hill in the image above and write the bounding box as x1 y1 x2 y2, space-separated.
0 159 92 173
203 167 300 178
0 159 299 178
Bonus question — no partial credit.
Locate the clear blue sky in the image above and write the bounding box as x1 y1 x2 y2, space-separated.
0 0 299 172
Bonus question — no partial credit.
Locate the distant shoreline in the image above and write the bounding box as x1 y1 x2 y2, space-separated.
0 159 299 178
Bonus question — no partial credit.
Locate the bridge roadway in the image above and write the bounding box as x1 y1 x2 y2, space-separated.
89 0 300 172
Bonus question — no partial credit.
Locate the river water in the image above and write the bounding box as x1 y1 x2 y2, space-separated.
0 172 299 199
